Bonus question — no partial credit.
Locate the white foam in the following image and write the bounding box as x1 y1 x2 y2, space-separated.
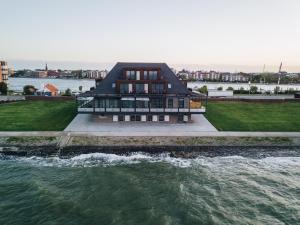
1 153 300 169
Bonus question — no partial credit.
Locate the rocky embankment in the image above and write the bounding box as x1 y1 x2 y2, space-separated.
0 136 300 158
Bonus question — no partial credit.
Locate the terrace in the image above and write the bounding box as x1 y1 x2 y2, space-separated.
77 94 206 114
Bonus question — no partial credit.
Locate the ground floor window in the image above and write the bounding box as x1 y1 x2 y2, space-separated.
178 114 184 122
130 115 136 121
118 115 124 121
148 115 153 121
159 115 164 122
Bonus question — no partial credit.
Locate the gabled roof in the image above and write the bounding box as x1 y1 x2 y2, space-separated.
44 83 58 92
95 62 189 95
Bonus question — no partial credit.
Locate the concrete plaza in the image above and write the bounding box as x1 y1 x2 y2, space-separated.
64 114 218 135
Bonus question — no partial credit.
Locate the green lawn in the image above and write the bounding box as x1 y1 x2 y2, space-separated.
0 100 77 131
205 101 300 131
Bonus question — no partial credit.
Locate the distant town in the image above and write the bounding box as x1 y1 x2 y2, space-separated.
1 61 298 85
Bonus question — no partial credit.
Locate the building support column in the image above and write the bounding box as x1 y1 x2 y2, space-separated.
93 98 95 113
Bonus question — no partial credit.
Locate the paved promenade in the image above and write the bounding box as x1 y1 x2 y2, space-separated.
64 114 218 133
0 131 300 137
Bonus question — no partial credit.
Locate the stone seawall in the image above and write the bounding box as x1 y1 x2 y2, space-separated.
0 136 299 158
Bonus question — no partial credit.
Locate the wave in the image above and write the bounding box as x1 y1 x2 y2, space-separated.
1 153 300 169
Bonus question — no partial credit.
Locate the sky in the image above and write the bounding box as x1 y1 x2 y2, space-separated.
0 0 300 72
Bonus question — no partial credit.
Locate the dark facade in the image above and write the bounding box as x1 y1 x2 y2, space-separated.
78 62 206 122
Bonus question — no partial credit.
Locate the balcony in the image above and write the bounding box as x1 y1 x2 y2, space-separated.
79 107 206 113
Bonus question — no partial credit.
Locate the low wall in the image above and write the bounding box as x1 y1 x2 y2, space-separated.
208 98 300 103
1 145 299 158
0 96 25 102
25 95 75 101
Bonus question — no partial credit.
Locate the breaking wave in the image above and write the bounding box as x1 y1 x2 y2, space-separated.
1 153 300 169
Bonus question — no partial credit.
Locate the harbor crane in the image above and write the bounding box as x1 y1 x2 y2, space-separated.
278 62 282 85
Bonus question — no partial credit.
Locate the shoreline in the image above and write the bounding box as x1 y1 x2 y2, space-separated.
0 135 299 158
1 131 300 137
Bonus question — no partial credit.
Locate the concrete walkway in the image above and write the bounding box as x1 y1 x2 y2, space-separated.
64 114 218 133
0 131 300 137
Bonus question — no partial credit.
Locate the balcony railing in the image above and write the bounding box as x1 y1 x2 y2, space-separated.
78 107 206 113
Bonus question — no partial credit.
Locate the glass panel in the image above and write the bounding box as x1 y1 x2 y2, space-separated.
179 98 185 108
127 70 136 80
159 115 164 121
149 71 158 80
151 98 163 108
136 84 146 94
120 83 129 94
122 100 135 108
96 98 105 108
106 99 119 108
168 99 173 108
151 83 164 94
144 71 148 80
136 100 149 108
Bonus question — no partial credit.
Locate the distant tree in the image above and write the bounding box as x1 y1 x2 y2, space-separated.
23 85 36 95
274 86 280 94
226 87 234 91
198 85 208 94
250 86 258 94
0 82 8 95
63 88 72 96
217 86 223 91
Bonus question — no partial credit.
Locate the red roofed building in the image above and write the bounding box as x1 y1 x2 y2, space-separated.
36 83 59 96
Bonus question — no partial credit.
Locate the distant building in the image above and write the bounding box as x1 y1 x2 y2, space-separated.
47 70 60 78
78 62 206 123
36 83 59 96
82 70 108 79
0 61 9 83
33 70 48 78
8 68 14 77
220 72 250 82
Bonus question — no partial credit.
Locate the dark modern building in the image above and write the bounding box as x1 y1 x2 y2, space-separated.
0 61 9 84
77 62 206 122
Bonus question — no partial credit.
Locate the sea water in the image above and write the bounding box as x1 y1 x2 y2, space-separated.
0 152 299 225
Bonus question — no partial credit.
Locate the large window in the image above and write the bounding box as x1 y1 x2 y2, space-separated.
136 100 148 108
136 84 145 94
167 98 173 108
96 98 105 108
126 70 136 80
144 70 158 80
149 71 158 80
120 83 129 94
179 98 185 108
151 98 164 108
151 83 164 94
122 100 135 108
106 99 119 108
